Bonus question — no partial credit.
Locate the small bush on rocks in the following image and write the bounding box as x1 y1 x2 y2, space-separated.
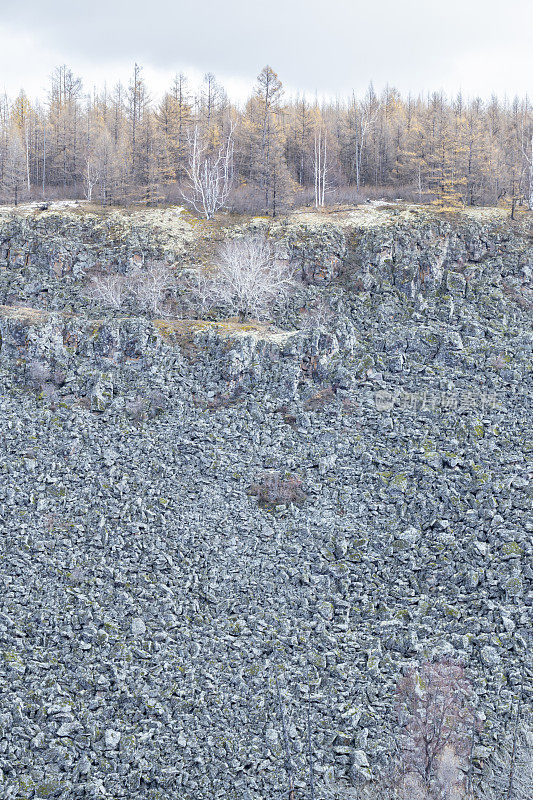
395 658 479 799
27 360 51 388
87 261 176 316
130 261 176 316
249 470 307 506
304 386 336 411
87 273 126 309
125 391 168 422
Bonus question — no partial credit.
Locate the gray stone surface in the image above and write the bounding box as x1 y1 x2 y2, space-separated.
0 205 531 799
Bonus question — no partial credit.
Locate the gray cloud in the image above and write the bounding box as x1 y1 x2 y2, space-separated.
1 0 532 98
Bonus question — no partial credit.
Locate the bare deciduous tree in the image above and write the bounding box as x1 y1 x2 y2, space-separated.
84 156 101 202
181 124 234 219
2 129 26 205
87 261 175 314
187 234 295 320
396 659 478 800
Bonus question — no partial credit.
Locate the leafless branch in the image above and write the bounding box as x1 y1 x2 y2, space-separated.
181 124 235 219
130 260 175 316
88 273 126 309
185 234 295 320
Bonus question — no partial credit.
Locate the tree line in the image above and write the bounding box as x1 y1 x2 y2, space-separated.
1 64 532 214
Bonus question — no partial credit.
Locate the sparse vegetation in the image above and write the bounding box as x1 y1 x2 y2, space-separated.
249 470 307 506
395 659 479 800
87 273 126 310
130 260 175 316
87 260 176 315
304 386 336 410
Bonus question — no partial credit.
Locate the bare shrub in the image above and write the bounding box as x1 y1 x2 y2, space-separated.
146 389 168 416
125 390 168 422
27 360 51 388
275 404 298 427
304 386 336 411
51 368 66 387
88 273 126 309
202 385 244 411
249 470 306 506
227 183 272 215
87 261 175 315
40 383 59 406
189 234 296 320
395 658 478 799
490 353 507 370
299 297 334 330
130 261 176 316
125 397 147 423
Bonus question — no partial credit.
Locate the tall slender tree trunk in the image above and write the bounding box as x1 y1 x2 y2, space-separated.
42 123 46 198
529 134 533 210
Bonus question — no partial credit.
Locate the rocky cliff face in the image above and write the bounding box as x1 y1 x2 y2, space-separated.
0 203 531 800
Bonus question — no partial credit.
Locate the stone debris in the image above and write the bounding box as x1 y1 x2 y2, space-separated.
0 205 531 799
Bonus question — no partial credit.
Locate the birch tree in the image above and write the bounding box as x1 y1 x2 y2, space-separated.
314 124 328 207
181 124 234 219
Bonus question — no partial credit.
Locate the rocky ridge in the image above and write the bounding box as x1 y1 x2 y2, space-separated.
0 203 531 799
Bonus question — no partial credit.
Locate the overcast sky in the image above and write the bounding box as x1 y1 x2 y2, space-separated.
1 0 532 103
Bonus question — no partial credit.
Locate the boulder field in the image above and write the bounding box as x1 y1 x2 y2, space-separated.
0 203 531 799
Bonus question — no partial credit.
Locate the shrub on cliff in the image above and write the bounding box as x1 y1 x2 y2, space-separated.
187 234 296 320
87 261 176 316
130 261 175 316
87 273 126 309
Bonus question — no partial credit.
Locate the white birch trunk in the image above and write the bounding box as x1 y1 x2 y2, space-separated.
314 128 327 208
529 134 533 211
182 124 235 219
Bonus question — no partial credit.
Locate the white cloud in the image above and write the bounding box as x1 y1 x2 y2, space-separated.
0 1 531 103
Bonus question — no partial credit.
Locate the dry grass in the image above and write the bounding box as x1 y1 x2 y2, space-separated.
304 386 336 410
0 305 51 326
153 317 297 343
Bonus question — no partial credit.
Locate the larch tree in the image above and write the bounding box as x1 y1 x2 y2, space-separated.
198 73 227 136
252 65 289 215
156 74 192 183
11 91 34 193
128 63 150 193
2 127 26 204
1 64 532 211
47 65 83 191
286 94 314 188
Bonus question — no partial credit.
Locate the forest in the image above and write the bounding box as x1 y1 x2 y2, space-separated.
1 64 532 215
